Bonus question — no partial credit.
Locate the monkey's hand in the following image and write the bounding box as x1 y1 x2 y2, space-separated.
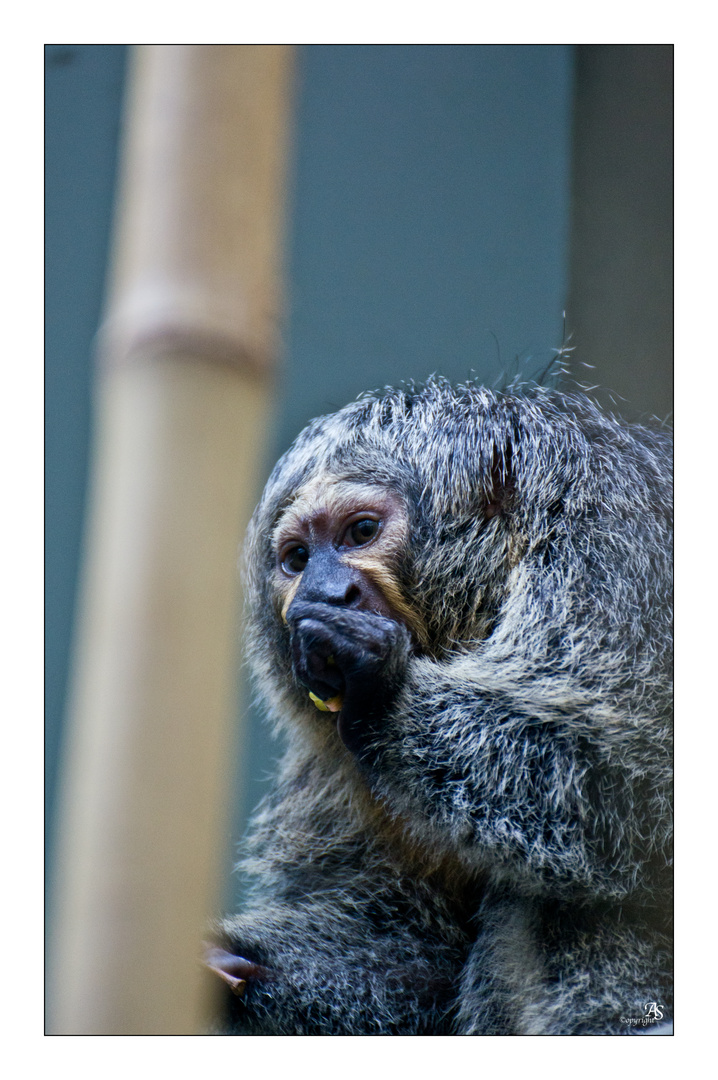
286 600 412 758
203 942 272 998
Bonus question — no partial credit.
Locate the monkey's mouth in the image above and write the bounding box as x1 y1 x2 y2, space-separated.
287 610 346 713
301 641 345 714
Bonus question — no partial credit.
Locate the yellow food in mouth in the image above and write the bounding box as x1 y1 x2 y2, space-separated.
309 691 343 713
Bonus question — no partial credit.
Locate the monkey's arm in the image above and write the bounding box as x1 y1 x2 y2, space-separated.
362 644 671 901
288 598 669 899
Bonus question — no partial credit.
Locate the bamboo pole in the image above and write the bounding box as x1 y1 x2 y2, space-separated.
48 45 295 1034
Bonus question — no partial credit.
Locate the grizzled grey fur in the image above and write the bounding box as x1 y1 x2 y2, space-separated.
215 379 672 1035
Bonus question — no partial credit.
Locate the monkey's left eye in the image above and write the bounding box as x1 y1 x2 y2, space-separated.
345 518 380 547
281 545 309 574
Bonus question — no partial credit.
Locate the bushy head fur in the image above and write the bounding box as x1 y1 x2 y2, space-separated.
242 378 672 902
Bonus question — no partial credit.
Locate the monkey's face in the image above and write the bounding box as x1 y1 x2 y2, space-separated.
270 479 419 755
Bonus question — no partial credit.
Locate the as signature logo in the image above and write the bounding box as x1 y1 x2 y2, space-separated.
620 1002 666 1027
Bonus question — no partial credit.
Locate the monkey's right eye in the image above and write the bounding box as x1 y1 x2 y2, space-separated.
281 545 309 574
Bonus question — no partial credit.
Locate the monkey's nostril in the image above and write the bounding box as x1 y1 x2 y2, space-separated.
344 584 361 606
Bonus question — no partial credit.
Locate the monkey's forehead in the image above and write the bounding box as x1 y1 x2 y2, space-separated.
271 478 406 543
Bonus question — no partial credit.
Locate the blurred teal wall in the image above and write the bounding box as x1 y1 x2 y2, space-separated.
45 45 128 854
275 45 572 460
45 45 574 901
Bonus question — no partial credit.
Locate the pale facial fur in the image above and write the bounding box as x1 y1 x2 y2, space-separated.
271 478 427 644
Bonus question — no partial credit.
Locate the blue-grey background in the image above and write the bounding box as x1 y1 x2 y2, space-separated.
278 44 572 443
45 45 672 908
45 44 127 863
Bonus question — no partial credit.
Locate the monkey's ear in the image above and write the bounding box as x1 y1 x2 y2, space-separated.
484 443 515 520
